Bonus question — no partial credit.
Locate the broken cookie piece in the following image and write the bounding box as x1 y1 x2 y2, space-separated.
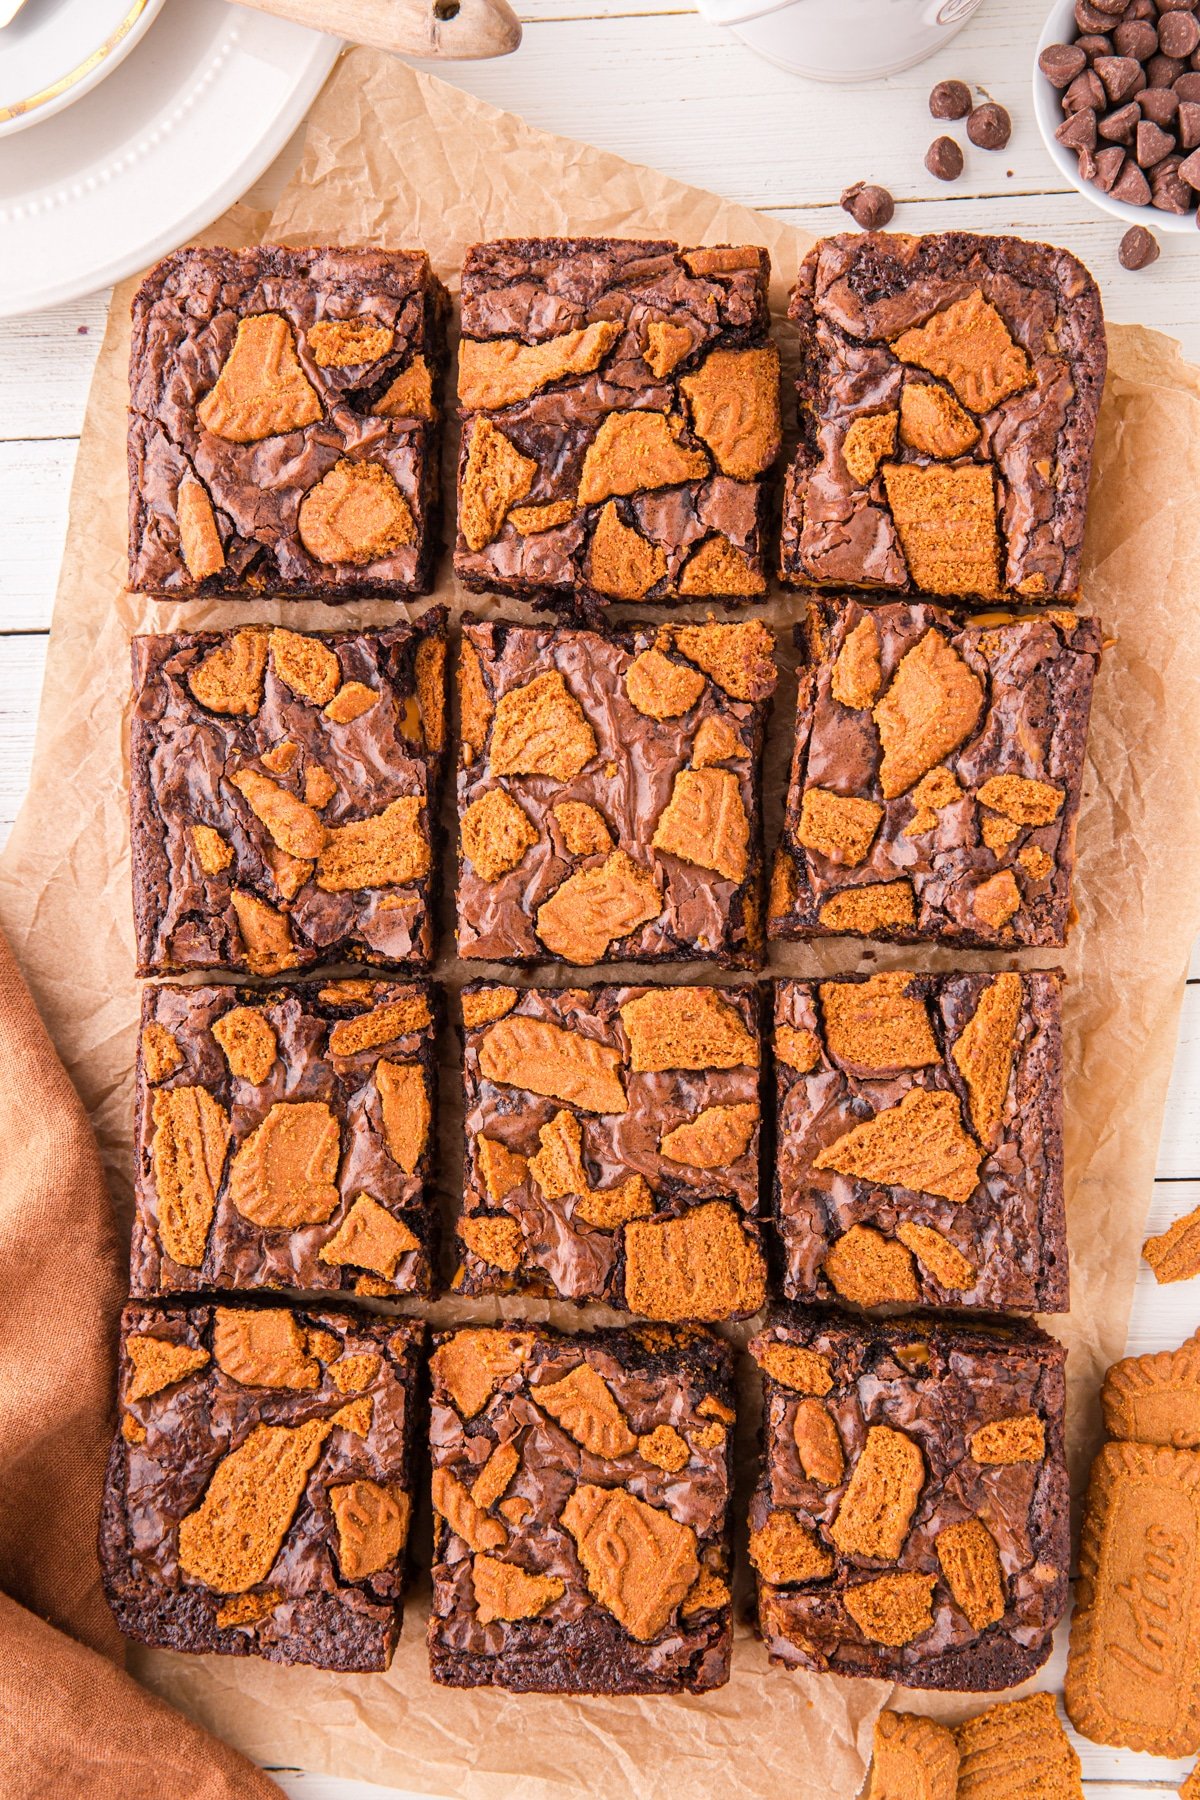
129 245 448 598
457 981 764 1317
456 617 776 970
130 979 438 1299
770 598 1100 950
750 1309 1069 1691
779 232 1104 603
454 238 778 615
130 617 447 976
428 1321 735 1692
100 1302 422 1670
772 972 1068 1314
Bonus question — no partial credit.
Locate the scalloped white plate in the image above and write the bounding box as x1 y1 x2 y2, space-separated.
0 0 341 316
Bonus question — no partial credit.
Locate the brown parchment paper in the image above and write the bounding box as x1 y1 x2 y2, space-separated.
3 47 1200 1800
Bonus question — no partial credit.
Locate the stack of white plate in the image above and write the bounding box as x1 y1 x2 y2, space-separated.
0 0 341 315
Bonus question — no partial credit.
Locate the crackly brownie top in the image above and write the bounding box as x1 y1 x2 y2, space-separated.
429 1323 734 1676
457 616 777 966
133 980 437 1299
773 971 1065 1314
771 599 1101 947
783 232 1105 602
130 619 445 974
129 246 445 591
457 982 765 1318
750 1312 1067 1675
112 1304 422 1614
455 237 780 603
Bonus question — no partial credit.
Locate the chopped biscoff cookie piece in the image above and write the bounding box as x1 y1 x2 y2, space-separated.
845 1572 937 1647
899 381 980 460
179 1417 332 1591
319 1195 420 1279
792 1398 845 1487
936 1517 1005 1632
471 1441 521 1512
818 881 917 935
680 346 781 481
316 796 429 891
461 788 539 883
1102 1337 1200 1449
528 1110 588 1200
644 319 694 379
177 476 225 581
228 1100 340 1229
212 1308 319 1390
842 411 898 485
307 318 394 367
458 1215 525 1273
535 1362 638 1457
561 1483 700 1641
638 1425 690 1473
587 501 668 600
830 1425 925 1560
796 788 882 865
489 669 597 782
815 1087 981 1205
819 972 938 1071
652 767 750 882
754 1343 833 1395
903 765 962 836
459 639 494 765
190 823 234 875
324 681 379 725
749 1511 834 1583
187 629 269 717
624 647 706 719
874 628 985 800
509 499 576 535
622 1202 765 1321
971 870 1021 931
151 1086 230 1268
831 614 883 710
375 354 435 421
197 312 321 443
462 986 518 1029
867 1710 959 1800
578 411 709 506
678 534 765 597
1018 845 1053 881
477 1135 529 1204
458 322 621 411
330 1479 410 1581
1144 1201 1200 1284
430 1329 533 1419
823 1225 920 1307
957 1694 1082 1800
951 973 1021 1144
433 1466 508 1555
327 994 431 1056
895 1222 975 1292
691 715 744 769
125 1332 211 1401
298 460 416 567
660 1102 757 1169
460 417 537 551
670 619 777 702
211 1006 277 1085
141 1022 184 1085
775 1025 821 1072
478 1012 628 1114
574 1177 654 1230
268 628 342 706
975 774 1063 825
892 291 1033 415
619 986 758 1072
536 850 663 964
553 801 613 858
472 1555 565 1626
970 1412 1044 1464
883 463 1001 599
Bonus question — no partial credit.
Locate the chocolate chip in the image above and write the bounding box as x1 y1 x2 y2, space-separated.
839 182 895 228
1114 19 1158 57
1150 153 1192 207
1075 32 1114 56
1140 84 1180 123
1095 53 1148 100
1039 42 1088 84
1125 0 1156 21
1077 0 1116 27
1058 107 1099 150
1099 100 1143 141
1064 68 1107 111
1094 144 1128 187
924 135 965 179
1090 0 1128 12
1147 53 1187 86
1179 98 1200 146
967 102 1011 149
1119 224 1161 266
1160 11 1200 56
1112 158 1153 200
930 78 972 118
1177 72 1200 100
1158 0 1197 11
1179 143 1200 184
1136 117 1177 162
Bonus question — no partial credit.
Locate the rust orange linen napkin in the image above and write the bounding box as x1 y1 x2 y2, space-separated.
0 925 283 1799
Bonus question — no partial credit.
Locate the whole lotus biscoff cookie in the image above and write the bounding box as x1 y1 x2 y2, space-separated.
866 1710 958 1799
955 1693 1082 1798
1102 1334 1200 1450
1066 1441 1200 1757
1180 1760 1200 1799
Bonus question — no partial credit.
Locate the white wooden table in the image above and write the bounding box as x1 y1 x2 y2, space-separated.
2 0 1200 1793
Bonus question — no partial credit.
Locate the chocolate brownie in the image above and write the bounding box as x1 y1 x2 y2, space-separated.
130 617 447 975
749 1310 1069 1691
128 246 448 597
456 616 777 968
453 238 781 614
130 979 439 1300
779 232 1105 603
768 598 1101 948
100 1303 423 1671
428 1322 735 1692
773 971 1067 1313
456 981 765 1319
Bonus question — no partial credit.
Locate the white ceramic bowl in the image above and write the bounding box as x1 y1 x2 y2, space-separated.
0 0 168 140
1033 0 1198 233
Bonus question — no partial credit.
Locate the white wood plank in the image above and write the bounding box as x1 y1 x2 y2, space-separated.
0 441 78 632
0 634 46 848
0 291 109 444
267 1774 436 1800
1153 989 1200 1178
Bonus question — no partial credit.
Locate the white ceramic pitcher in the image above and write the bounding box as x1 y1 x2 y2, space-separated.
695 0 986 81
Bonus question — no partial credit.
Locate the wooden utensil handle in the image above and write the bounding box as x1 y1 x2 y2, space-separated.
235 0 522 60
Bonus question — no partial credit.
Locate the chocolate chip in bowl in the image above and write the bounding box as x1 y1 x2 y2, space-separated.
1034 0 1200 232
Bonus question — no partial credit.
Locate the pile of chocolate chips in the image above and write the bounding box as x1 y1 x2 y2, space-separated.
1041 0 1200 219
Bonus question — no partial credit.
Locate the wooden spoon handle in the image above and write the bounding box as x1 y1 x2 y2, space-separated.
235 0 522 60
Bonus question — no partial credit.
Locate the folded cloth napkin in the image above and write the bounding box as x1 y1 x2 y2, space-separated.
0 924 282 1799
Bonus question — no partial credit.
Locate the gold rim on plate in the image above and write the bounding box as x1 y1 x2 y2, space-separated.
0 0 156 126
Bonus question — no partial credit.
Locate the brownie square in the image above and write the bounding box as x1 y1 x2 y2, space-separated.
131 979 439 1299
457 981 765 1319
428 1322 735 1692
768 598 1101 948
130 616 447 975
456 616 777 968
100 1302 423 1671
453 237 781 614
773 971 1067 1314
749 1310 1069 1691
128 246 448 597
779 232 1105 603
